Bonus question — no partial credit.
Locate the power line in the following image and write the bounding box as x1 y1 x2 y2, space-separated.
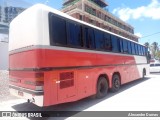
140 32 160 39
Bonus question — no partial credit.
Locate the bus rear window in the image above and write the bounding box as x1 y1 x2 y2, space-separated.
49 14 67 46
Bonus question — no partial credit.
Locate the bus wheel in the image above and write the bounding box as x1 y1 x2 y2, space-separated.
142 69 146 78
96 77 108 99
111 74 121 92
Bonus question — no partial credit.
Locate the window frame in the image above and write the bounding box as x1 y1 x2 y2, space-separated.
66 20 83 48
49 13 68 46
104 32 112 51
48 12 146 57
83 26 96 49
94 29 105 50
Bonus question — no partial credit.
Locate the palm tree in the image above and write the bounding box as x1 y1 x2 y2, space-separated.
144 42 149 48
151 42 159 58
152 42 158 51
144 42 150 51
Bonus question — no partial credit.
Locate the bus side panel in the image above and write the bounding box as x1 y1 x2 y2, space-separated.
44 70 79 106
43 71 58 106
96 53 140 85
42 49 97 68
76 69 95 99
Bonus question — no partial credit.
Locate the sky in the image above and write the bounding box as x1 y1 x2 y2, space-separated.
4 0 160 46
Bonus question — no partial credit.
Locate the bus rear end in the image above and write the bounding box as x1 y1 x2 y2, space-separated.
9 4 46 107
9 53 44 107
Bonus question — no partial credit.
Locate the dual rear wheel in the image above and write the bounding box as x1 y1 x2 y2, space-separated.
96 74 121 99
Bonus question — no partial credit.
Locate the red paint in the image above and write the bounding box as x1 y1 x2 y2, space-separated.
9 48 141 106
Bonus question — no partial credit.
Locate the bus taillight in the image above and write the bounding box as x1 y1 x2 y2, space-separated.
35 72 44 91
24 73 44 90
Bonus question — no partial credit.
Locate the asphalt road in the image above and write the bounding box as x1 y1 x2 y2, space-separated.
0 73 160 120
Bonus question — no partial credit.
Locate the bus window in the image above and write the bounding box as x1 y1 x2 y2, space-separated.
111 35 120 52
127 41 132 54
122 39 128 53
142 47 146 56
138 46 142 55
135 44 138 55
50 14 67 46
67 21 83 47
104 33 112 51
95 30 104 50
84 27 95 49
140 46 143 55
119 38 123 53
141 46 144 55
131 42 135 54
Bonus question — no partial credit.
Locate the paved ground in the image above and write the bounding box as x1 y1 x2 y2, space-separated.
0 73 160 120
0 71 9 101
0 71 17 102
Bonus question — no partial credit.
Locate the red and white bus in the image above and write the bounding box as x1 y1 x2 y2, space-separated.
9 4 149 107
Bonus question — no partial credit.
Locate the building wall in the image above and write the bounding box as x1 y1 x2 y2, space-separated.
0 34 8 70
62 0 139 42
0 2 25 70
1 6 25 24
0 4 25 25
0 43 8 70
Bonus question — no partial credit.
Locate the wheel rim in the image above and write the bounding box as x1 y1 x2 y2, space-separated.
114 77 120 89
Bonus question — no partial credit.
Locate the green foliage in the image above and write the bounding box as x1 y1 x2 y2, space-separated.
144 42 160 60
155 51 160 60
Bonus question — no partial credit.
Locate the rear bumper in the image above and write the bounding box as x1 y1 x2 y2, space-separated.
9 84 44 107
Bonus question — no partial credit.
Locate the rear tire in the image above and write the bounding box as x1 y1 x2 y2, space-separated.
110 74 121 92
142 69 146 78
96 77 108 99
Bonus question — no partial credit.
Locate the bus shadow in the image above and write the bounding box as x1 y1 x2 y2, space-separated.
12 77 150 120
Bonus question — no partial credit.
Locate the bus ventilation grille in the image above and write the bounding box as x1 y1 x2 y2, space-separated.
59 72 74 89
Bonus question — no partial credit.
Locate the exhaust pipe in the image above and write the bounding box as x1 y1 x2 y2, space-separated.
27 98 35 103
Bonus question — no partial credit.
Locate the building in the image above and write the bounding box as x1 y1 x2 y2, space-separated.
0 2 25 70
0 34 8 70
0 6 25 24
62 0 139 42
0 23 9 70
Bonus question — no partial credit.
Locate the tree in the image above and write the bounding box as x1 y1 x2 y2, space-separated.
144 42 160 60
144 42 150 48
144 42 150 51
155 51 160 60
150 42 159 58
